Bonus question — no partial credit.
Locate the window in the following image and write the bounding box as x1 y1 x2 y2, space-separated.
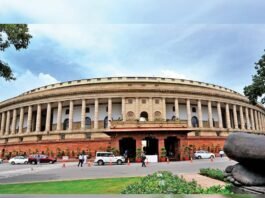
155 99 160 104
142 99 146 104
60 134 65 140
127 111 135 120
37 135 42 141
85 117 91 129
85 132 91 139
63 119 69 130
104 116 108 128
191 116 199 127
128 99 133 104
85 107 90 113
65 109 69 115
192 107 196 113
106 107 108 112
173 106 175 112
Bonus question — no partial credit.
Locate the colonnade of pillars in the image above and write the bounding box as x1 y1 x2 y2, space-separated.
0 98 265 137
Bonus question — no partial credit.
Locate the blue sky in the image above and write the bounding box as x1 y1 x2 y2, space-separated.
1 0 265 101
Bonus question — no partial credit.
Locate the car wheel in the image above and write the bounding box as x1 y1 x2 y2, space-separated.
210 155 214 159
11 161 15 165
49 161 53 164
117 160 122 165
31 161 36 165
97 160 104 166
24 161 28 164
198 156 202 159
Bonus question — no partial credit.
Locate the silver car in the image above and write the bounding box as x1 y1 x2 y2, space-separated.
194 150 215 159
94 152 125 165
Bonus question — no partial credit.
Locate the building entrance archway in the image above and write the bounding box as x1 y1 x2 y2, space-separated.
119 137 136 158
164 136 180 161
140 111 148 121
143 137 158 155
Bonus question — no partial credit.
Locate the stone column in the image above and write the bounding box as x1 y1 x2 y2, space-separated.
197 100 203 128
254 110 259 131
233 105 238 129
94 98 98 129
1 112 6 136
56 102 62 131
225 103 231 129
5 111 10 134
135 98 139 119
245 107 251 130
108 98 112 128
121 97 126 121
36 104 41 132
27 106 32 133
239 106 245 130
217 102 223 128
250 109 255 130
69 100 74 131
258 111 262 131
162 98 166 120
11 109 17 134
18 107 24 134
208 101 213 128
45 103 51 132
149 98 153 121
175 98 179 120
186 99 192 127
81 99 86 130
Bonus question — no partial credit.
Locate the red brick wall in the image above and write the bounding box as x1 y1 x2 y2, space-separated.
0 134 226 160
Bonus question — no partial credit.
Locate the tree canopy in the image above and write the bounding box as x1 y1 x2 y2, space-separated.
0 24 32 81
244 52 265 104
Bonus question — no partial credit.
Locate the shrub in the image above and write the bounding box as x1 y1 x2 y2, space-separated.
121 171 232 194
200 168 225 181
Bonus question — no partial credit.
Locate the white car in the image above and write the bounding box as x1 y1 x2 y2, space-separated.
8 156 28 165
94 152 125 165
194 150 215 159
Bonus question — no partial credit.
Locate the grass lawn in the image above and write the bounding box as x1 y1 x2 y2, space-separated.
0 177 141 194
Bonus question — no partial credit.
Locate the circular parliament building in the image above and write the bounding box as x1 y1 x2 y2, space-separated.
0 76 265 161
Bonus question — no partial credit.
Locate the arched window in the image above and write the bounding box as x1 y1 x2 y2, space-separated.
140 111 148 121
85 117 91 129
127 111 135 120
154 111 162 121
191 116 199 127
63 119 69 130
212 118 215 127
104 116 108 128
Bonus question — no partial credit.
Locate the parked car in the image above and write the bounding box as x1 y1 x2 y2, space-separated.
194 150 215 159
8 156 28 165
94 152 125 165
28 154 57 164
0 158 3 164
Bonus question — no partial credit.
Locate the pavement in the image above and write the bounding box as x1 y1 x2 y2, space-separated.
0 157 235 184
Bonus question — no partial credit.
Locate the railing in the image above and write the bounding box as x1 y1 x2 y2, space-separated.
110 120 188 129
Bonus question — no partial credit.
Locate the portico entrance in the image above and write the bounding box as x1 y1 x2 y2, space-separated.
143 137 158 155
164 136 180 161
119 137 136 158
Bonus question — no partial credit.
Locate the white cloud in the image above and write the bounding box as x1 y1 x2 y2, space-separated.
159 69 187 79
0 70 59 101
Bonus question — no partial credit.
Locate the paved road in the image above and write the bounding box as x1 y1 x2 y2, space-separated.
0 157 235 184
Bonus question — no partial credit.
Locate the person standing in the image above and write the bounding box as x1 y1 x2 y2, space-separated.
124 150 128 162
78 153 83 167
219 150 225 158
141 151 146 167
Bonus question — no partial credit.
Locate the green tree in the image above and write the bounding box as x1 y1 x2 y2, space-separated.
244 51 265 104
0 24 32 81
